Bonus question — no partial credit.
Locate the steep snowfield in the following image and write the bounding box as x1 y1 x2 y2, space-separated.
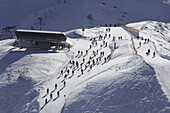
0 0 56 28
1 0 170 31
127 21 170 101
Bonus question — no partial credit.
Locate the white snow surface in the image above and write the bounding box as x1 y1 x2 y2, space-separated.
0 25 170 113
0 0 170 113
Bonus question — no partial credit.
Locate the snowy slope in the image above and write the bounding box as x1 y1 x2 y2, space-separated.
1 0 170 32
127 21 170 101
0 0 170 113
1 25 170 113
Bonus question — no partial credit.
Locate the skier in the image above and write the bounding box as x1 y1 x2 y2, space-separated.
89 56 92 60
148 49 150 55
50 93 53 99
81 51 83 56
96 50 98 55
153 52 156 57
112 36 115 41
86 50 88 55
72 61 75 66
57 91 60 97
67 69 69 75
139 42 141 47
60 70 63 76
69 60 72 64
104 57 107 63
144 39 147 44
76 61 79 68
81 69 83 74
68 44 70 51
64 74 67 79
72 70 74 76
114 43 116 49
93 51 95 56
55 84 57 90
45 98 48 104
90 45 92 49
103 41 105 45
92 59 95 65
100 52 103 57
100 44 102 49
83 58 85 63
108 28 110 32
88 60 90 65
64 81 66 87
90 65 93 70
47 88 49 94
105 42 107 47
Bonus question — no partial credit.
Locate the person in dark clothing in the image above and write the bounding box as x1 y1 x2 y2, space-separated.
50 93 53 99
88 61 90 65
153 52 156 57
89 56 92 60
86 50 88 55
100 44 102 49
81 69 83 74
57 91 60 97
64 74 67 79
64 81 66 87
76 61 79 68
78 51 80 55
83 58 85 63
67 69 69 75
105 42 107 47
90 45 92 49
104 57 107 63
92 59 95 65
72 70 74 76
47 88 49 94
45 98 48 104
55 84 57 90
60 70 63 76
72 61 75 66
68 44 70 51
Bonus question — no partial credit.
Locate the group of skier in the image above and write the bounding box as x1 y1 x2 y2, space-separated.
137 37 156 57
43 26 120 105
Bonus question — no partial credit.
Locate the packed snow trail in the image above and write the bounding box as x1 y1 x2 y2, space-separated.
61 27 170 113
37 26 170 113
38 27 132 113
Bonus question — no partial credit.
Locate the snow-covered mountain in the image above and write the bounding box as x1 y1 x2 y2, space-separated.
1 0 170 31
0 0 170 113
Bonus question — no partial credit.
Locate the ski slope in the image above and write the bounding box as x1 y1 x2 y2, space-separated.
0 25 170 113
0 0 170 112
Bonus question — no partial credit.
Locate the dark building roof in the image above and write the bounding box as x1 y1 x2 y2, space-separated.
15 29 66 42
